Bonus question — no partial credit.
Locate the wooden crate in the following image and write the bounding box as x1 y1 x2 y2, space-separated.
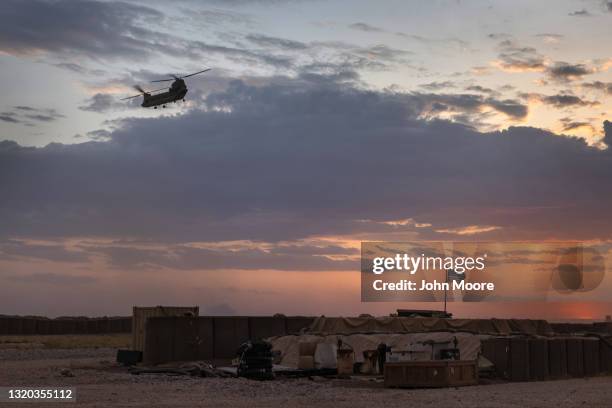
132 306 199 352
384 360 478 388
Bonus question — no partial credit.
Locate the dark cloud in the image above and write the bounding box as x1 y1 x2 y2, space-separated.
0 106 64 125
419 81 456 91
559 118 593 132
0 0 412 76
0 112 19 123
495 40 546 71
0 0 169 59
79 93 130 113
538 94 598 108
582 81 612 95
604 120 612 148
414 93 528 120
546 62 592 81
0 74 611 248
569 9 591 16
465 85 498 95
349 22 384 33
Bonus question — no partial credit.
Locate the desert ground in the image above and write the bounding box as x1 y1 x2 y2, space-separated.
1 335 612 408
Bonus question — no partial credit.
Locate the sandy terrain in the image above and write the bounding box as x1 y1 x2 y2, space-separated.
1 347 612 408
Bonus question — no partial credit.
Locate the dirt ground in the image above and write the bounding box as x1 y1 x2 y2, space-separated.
1 346 612 407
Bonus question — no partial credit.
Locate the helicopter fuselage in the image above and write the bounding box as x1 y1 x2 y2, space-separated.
141 79 188 108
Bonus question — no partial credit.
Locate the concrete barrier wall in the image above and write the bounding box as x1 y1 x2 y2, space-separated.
0 316 132 335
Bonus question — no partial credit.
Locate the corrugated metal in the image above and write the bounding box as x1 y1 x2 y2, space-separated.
132 306 199 351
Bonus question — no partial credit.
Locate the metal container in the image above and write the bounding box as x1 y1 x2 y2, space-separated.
384 360 478 388
132 306 199 352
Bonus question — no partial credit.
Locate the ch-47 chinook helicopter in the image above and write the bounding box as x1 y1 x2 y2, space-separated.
121 68 211 109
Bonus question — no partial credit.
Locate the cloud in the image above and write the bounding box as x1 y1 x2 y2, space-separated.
546 62 592 81
604 120 612 148
1 74 612 249
420 81 456 91
435 225 501 235
7 272 96 285
493 40 546 72
534 93 599 108
0 239 89 263
559 118 594 132
0 106 64 125
80 242 358 271
0 0 169 59
582 81 612 95
79 93 128 113
245 34 309 50
413 92 528 121
348 22 384 33
568 9 591 17
0 113 19 123
534 33 563 44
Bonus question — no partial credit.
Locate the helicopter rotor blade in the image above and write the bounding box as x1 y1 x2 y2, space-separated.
133 85 145 93
150 68 211 82
120 94 144 100
180 68 211 79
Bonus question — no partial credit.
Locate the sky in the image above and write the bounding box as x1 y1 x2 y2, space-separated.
0 0 611 319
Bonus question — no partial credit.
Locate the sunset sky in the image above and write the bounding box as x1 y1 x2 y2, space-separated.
0 0 611 319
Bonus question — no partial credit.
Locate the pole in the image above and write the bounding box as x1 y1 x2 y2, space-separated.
444 269 449 315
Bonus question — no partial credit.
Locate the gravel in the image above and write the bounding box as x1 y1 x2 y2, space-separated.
1 348 611 407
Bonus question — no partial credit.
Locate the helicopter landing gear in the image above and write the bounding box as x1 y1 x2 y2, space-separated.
183 99 186 102
154 106 158 109
163 105 166 108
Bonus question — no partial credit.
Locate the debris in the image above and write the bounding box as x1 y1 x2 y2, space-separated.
129 362 232 378
236 340 274 380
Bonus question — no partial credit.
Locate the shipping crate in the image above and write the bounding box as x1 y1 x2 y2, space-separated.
132 306 199 352
384 360 478 388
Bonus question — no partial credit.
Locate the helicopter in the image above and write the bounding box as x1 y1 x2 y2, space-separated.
121 68 211 109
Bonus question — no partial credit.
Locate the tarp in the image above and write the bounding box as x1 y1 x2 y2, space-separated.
268 332 486 368
305 316 553 336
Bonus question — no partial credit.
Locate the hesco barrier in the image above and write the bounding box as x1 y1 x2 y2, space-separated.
0 316 132 335
143 315 316 364
481 336 612 381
